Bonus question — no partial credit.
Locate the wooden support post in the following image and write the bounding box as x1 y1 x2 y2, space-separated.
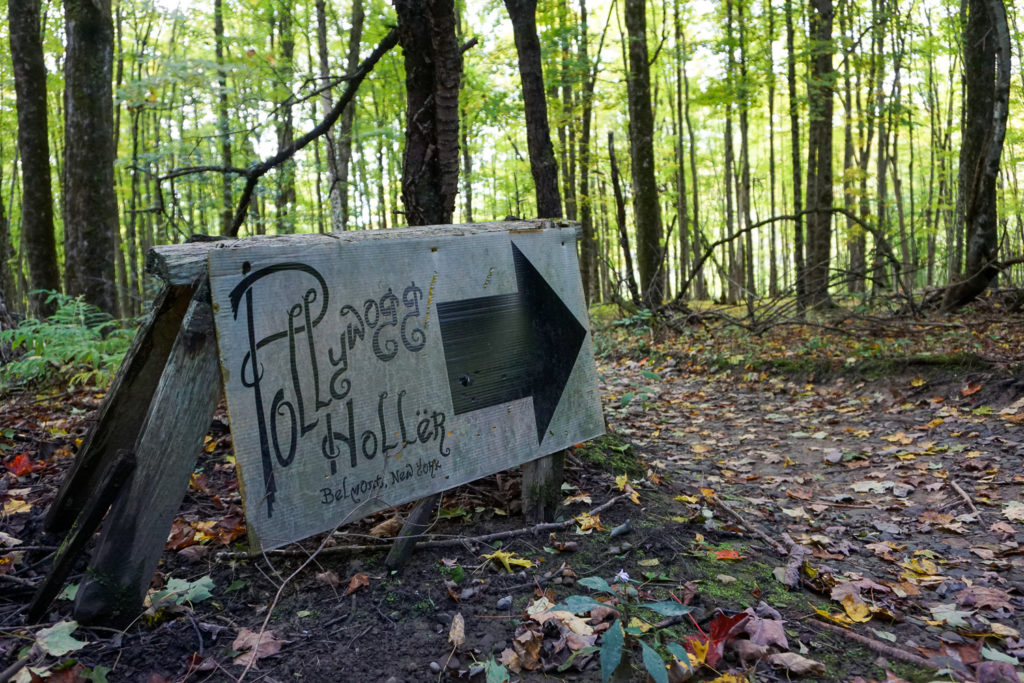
28 450 136 622
385 493 441 570
73 280 222 626
46 285 195 533
521 450 566 524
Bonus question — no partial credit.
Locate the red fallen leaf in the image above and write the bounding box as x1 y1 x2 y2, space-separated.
683 611 749 668
166 518 197 551
712 549 745 561
345 572 370 595
189 472 212 495
961 383 982 396
5 453 46 476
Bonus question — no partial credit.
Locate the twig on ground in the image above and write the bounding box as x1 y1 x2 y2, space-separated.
216 494 630 562
710 498 788 556
811 620 962 680
780 533 808 589
948 479 980 515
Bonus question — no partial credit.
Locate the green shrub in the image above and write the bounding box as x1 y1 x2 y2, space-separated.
0 292 135 390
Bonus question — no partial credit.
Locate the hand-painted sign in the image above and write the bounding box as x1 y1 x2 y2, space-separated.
208 223 603 550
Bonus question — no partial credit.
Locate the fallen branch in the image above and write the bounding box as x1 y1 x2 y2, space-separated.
216 494 630 562
811 620 961 680
948 479 980 516
710 498 788 556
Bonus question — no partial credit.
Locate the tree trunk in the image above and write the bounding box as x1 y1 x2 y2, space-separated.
942 0 1011 309
394 0 461 226
215 0 233 236
9 0 61 317
624 0 664 308
503 0 561 218
64 0 118 315
608 133 641 306
577 0 598 303
803 0 834 308
785 0 805 311
274 1 296 234
338 0 365 229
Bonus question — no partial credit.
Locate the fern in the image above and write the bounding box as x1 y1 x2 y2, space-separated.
0 291 136 391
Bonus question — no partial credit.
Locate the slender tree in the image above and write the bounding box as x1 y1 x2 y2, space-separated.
624 0 664 308
804 0 835 307
395 0 462 225
942 0 1011 309
8 0 61 317
504 0 562 218
64 0 119 314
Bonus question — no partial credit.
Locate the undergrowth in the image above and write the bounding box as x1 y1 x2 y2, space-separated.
0 292 136 391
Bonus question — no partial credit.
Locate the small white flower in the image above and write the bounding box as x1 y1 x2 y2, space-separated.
615 569 630 583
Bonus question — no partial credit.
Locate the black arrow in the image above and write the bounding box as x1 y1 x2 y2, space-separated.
437 242 587 444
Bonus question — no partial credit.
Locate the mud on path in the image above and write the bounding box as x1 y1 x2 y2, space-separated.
2 326 1024 682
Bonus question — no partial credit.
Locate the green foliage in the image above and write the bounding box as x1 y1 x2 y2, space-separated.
556 575 695 683
0 292 135 390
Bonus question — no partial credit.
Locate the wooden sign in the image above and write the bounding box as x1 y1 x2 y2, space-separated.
208 222 603 550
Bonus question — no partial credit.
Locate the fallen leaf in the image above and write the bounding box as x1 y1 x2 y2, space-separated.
1002 501 1024 522
315 571 340 587
368 515 403 538
929 603 974 629
957 586 1014 613
573 512 606 533
767 651 825 676
711 549 745 561
344 572 370 595
841 594 873 623
483 549 534 572
36 620 87 657
232 628 288 667
448 613 465 649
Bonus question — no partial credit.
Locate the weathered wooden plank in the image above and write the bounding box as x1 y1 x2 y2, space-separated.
147 220 578 285
28 450 135 622
521 450 566 524
384 493 441 570
45 284 195 533
73 280 222 626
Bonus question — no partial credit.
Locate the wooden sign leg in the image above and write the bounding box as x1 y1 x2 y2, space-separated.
385 493 441 570
73 279 222 626
521 450 566 524
46 285 195 533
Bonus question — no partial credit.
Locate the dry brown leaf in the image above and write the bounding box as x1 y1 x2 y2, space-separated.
499 647 522 673
369 515 403 538
767 651 825 675
345 572 370 595
956 586 1014 612
232 628 288 667
743 615 788 650
448 613 465 649
315 570 340 587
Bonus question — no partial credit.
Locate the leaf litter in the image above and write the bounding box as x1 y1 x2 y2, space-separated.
3 314 1023 681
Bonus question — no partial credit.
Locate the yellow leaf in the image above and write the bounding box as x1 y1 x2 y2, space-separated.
628 616 653 632
708 674 748 683
902 557 938 576
812 604 853 627
203 435 217 453
783 455 796 467
574 512 605 533
674 494 699 504
689 637 709 666
911 377 926 387
615 473 629 490
2 499 32 515
483 550 534 572
562 493 592 506
841 595 872 623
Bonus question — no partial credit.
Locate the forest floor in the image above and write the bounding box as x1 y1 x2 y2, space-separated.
2 300 1024 683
